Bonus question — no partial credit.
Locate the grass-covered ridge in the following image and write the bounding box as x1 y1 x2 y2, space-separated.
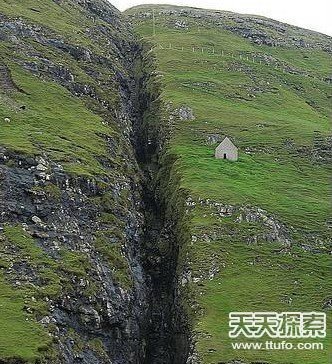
0 0 133 176
127 5 332 363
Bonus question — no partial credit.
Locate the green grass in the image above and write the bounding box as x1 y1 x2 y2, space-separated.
0 224 107 361
0 0 124 55
0 2 330 363
0 0 132 177
0 62 113 176
151 32 331 235
195 240 331 364
2 225 62 302
0 226 59 361
129 5 332 363
0 275 51 362
0 0 92 39
178 150 330 233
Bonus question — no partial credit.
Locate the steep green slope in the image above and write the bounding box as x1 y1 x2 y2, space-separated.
0 0 131 176
127 5 332 364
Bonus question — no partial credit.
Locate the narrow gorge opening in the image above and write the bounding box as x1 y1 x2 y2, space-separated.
129 42 191 363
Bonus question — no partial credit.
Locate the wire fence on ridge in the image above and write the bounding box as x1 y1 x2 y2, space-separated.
153 43 328 82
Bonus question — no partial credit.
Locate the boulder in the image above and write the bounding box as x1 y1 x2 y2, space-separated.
177 105 195 121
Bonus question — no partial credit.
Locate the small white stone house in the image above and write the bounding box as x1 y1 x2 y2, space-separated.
215 137 238 161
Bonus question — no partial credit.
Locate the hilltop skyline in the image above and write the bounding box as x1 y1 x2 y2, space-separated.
112 0 332 36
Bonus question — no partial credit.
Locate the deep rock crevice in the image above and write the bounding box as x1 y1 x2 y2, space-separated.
127 42 191 363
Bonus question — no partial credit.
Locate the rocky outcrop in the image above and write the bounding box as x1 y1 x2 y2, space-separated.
0 136 148 363
186 196 331 262
176 105 196 121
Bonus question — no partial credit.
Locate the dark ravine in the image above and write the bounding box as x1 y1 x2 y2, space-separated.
128 42 191 363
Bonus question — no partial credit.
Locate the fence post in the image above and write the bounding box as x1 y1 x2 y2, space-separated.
152 8 156 37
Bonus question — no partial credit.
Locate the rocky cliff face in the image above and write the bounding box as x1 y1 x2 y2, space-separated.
0 1 189 363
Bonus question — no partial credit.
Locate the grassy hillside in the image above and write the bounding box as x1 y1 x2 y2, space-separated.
127 5 332 363
0 0 132 176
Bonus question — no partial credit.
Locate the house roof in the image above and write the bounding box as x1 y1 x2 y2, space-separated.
215 137 237 151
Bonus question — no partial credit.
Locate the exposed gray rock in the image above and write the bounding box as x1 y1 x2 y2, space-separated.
36 163 48 171
177 105 195 121
31 215 43 224
174 20 189 29
79 306 101 329
206 133 222 145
